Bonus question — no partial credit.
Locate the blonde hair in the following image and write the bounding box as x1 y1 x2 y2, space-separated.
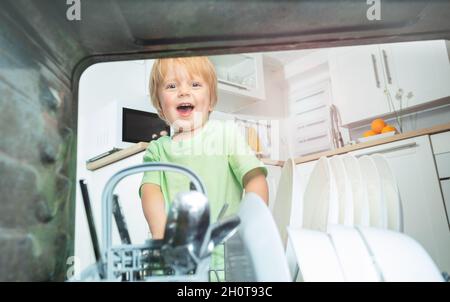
149 57 218 121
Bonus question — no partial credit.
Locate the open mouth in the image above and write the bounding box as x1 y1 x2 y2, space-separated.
176 103 195 116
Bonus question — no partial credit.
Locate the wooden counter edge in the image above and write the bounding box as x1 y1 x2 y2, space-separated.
294 121 450 165
87 142 285 171
85 122 450 171
86 142 149 171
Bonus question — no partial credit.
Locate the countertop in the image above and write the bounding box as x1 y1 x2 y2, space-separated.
86 142 284 171
86 121 450 171
295 121 450 165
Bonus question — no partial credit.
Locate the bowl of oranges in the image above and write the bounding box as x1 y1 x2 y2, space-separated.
357 119 398 143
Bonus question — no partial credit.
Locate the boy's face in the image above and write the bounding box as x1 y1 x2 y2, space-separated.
158 63 212 133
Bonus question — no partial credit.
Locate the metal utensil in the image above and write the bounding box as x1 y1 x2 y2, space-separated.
199 216 241 259
161 191 210 274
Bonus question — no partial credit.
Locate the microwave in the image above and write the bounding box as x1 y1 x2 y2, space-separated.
122 107 170 145
95 100 170 150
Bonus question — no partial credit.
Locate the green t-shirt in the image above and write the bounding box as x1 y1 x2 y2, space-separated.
139 119 267 279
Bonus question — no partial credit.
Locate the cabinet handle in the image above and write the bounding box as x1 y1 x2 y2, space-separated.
354 142 417 157
371 54 381 88
382 49 392 84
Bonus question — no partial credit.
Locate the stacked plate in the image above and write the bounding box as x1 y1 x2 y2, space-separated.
301 153 403 232
371 154 403 232
302 157 339 231
329 156 354 226
341 154 370 227
286 153 438 282
271 158 297 247
287 224 443 282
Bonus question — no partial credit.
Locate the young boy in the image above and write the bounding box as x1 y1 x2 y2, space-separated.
139 56 269 279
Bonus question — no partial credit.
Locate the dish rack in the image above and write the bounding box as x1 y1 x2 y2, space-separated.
105 240 211 281
78 163 212 282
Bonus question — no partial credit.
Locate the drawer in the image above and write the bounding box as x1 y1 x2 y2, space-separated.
435 152 450 179
294 132 331 156
441 179 450 227
292 91 327 115
431 131 450 155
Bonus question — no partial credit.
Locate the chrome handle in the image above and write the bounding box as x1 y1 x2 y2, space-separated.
371 54 381 88
382 49 392 84
354 142 417 157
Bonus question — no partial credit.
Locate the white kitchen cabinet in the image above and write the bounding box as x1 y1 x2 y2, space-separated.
209 53 266 112
381 40 450 110
349 136 450 273
89 152 149 243
431 130 450 229
431 131 450 179
329 40 450 126
75 152 150 274
329 44 391 126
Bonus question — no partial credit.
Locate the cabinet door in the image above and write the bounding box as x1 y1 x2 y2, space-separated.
210 53 265 112
441 179 450 230
380 40 450 109
350 136 450 273
329 45 390 126
289 80 333 157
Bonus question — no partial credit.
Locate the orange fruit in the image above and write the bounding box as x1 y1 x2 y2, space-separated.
381 125 397 133
363 130 378 137
371 119 386 134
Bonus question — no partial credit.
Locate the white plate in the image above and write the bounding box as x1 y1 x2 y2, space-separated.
329 156 354 226
371 154 403 232
271 158 296 247
302 157 339 231
327 225 380 281
341 154 370 227
238 193 291 282
358 156 388 228
357 227 443 281
287 227 345 282
357 131 396 144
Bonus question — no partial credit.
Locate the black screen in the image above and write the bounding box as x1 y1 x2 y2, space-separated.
122 108 170 143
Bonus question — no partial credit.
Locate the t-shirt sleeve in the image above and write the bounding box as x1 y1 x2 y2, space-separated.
227 124 268 188
139 141 161 197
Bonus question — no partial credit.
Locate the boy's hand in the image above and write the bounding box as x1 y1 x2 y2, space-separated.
243 168 269 205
